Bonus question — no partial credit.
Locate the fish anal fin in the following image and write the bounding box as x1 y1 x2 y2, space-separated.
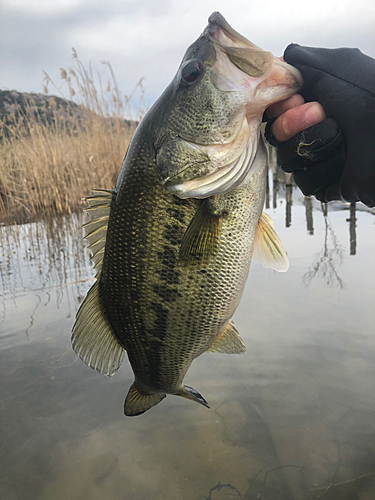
71 280 125 376
206 321 246 354
179 198 223 265
253 212 289 272
124 383 166 416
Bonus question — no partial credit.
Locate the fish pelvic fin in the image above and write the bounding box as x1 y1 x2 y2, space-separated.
124 383 166 417
253 212 289 272
71 280 125 376
206 320 246 354
179 198 223 265
177 386 210 409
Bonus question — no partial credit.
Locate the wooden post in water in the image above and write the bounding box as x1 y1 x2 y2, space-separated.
272 165 278 210
285 173 293 228
304 197 314 235
265 164 270 209
321 202 328 217
347 202 357 255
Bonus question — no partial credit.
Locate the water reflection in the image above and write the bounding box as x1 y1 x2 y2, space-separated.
0 213 93 347
0 212 91 294
1 172 375 500
302 210 345 289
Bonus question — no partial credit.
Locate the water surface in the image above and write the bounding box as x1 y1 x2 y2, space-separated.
1 180 375 500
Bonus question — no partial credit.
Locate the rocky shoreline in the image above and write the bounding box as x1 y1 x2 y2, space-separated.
0 90 135 139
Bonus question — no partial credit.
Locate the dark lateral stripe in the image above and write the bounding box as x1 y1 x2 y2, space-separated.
153 284 179 303
100 162 192 389
147 204 187 385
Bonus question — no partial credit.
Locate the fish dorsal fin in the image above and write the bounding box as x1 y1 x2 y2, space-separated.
71 280 125 376
124 383 166 416
253 213 289 272
179 198 223 264
83 189 113 277
206 321 246 354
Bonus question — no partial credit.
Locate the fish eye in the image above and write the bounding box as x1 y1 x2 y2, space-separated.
181 61 203 84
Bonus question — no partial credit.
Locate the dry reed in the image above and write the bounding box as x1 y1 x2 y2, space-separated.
0 49 145 224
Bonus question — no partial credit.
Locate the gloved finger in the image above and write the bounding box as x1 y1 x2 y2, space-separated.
313 174 375 207
277 118 344 171
284 45 375 96
278 119 345 197
339 120 375 206
320 183 375 206
320 180 375 207
314 182 344 203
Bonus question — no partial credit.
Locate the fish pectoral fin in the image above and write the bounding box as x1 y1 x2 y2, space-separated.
179 198 223 264
178 386 210 409
253 212 289 272
206 321 246 354
124 383 166 416
71 280 125 376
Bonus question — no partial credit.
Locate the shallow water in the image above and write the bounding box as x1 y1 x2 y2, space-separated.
1 179 375 500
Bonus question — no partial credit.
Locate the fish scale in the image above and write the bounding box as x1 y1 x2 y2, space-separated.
100 133 266 392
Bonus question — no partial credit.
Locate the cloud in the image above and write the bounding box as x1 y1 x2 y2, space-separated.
0 0 374 105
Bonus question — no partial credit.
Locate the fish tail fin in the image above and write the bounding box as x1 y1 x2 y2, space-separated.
124 383 166 417
178 385 210 409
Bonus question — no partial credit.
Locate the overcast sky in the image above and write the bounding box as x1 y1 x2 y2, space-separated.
1 0 374 111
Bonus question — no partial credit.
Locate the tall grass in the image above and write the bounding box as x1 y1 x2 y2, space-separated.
0 50 145 224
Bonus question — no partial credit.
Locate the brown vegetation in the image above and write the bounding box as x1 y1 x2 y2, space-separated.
0 50 144 224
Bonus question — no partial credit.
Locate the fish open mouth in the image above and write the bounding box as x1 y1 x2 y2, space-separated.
206 12 303 90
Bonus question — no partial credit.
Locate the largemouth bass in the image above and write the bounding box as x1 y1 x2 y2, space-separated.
72 12 302 416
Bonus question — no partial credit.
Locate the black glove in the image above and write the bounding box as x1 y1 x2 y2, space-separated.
272 45 375 207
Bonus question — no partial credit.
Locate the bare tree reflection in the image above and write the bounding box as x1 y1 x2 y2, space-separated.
303 208 345 288
206 464 305 500
206 467 375 500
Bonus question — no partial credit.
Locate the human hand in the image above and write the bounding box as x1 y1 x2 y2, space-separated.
266 95 325 143
265 45 375 207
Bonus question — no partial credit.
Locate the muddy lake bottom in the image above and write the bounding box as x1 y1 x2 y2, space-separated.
1 183 375 500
